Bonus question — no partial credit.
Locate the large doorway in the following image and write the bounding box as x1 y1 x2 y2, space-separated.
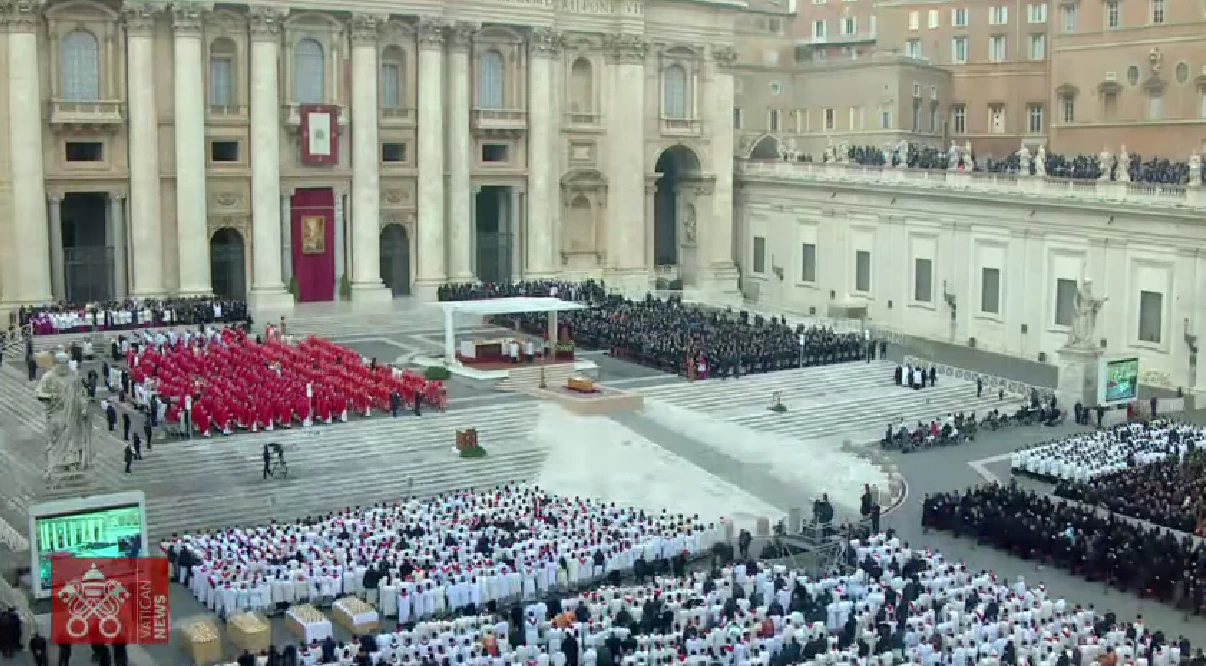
474 186 514 284
653 145 701 269
61 192 112 304
380 224 411 296
209 228 247 299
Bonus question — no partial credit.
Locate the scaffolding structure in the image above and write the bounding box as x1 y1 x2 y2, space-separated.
778 518 870 578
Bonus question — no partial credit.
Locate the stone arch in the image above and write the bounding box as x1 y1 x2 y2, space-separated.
379 223 410 296
746 134 782 160
652 145 702 270
210 227 247 300
568 56 593 113
284 10 343 31
44 0 119 20
478 25 524 43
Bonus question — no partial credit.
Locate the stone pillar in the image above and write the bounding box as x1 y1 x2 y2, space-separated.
334 190 346 298
604 34 648 294
247 7 293 310
172 5 210 295
704 45 739 294
280 193 292 283
109 193 127 298
446 23 475 282
48 197 64 301
124 5 165 297
525 28 559 278
349 14 391 302
413 19 446 298
4 2 52 305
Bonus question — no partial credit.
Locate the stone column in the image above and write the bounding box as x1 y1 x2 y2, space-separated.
4 2 52 305
604 34 648 293
124 5 165 297
446 22 475 282
48 197 64 301
349 14 391 302
109 193 127 298
525 28 559 279
413 18 446 297
280 193 292 283
172 5 210 295
247 7 293 310
334 189 346 298
704 45 739 294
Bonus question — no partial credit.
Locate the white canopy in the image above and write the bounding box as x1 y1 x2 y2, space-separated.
435 297 586 317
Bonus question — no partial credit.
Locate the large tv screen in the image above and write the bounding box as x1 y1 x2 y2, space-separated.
28 492 148 599
1101 356 1140 405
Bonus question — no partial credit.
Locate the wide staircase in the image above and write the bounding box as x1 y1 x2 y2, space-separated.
496 362 578 392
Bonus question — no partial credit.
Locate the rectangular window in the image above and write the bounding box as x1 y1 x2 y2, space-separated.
1029 34 1046 59
880 108 892 129
989 35 1007 61
1201 90 1206 118
1104 92 1118 119
1061 5 1076 31
951 7 969 26
906 39 922 58
1151 0 1164 23
909 11 920 29
768 17 782 32
1062 97 1075 123
1027 3 1048 22
1027 104 1044 133
952 104 967 133
813 20 827 39
952 37 968 64
381 142 406 163
1055 278 1077 326
733 108 743 129
981 267 1001 314
1106 1 1120 27
1139 290 1163 343
990 6 1008 24
914 258 933 302
929 9 940 27
912 100 922 131
753 237 767 274
801 243 817 283
1148 93 1164 120
380 63 402 108
855 250 872 292
842 17 857 34
209 57 234 107
481 143 509 162
824 108 835 130
930 102 939 132
768 109 781 132
989 104 1005 133
65 141 104 162
209 140 240 163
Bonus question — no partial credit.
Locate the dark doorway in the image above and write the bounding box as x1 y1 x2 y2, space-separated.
653 145 701 267
209 228 247 300
380 224 411 296
474 186 513 284
61 192 112 304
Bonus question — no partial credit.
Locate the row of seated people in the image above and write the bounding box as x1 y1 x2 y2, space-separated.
1054 446 1206 537
123 326 439 437
923 481 1206 614
496 294 864 378
833 144 950 171
162 484 723 619
221 529 1198 666
15 297 248 335
881 413 977 451
438 280 608 305
1010 420 1202 483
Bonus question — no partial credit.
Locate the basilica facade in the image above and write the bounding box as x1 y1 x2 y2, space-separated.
0 0 741 312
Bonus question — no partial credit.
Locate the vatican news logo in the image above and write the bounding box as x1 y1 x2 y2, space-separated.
51 557 170 645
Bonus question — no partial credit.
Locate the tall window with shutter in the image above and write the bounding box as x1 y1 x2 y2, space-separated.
208 38 236 108
1138 290 1163 343
380 46 405 109
663 65 687 119
61 29 101 101
914 258 933 302
855 251 872 292
1054 278 1077 326
479 50 505 109
294 38 325 104
981 267 1000 313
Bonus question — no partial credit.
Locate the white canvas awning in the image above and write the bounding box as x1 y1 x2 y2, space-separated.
435 298 586 363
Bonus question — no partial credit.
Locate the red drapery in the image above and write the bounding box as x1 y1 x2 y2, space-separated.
290 187 336 302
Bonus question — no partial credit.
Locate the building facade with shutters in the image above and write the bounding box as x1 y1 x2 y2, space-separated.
0 0 744 312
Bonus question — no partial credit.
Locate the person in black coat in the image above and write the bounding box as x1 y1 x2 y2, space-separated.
143 416 153 452
237 649 256 666
320 636 337 663
121 411 131 441
55 642 70 666
29 633 48 666
561 631 580 666
131 433 142 460
106 402 118 431
123 444 134 474
112 643 128 666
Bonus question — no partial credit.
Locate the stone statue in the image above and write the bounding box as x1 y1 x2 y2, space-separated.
881 146 891 165
1189 153 1201 186
947 140 960 171
1068 279 1108 349
835 140 850 163
1016 143 1031 174
36 355 94 480
963 140 975 171
1035 144 1047 177
785 138 799 162
1097 147 1112 181
683 204 697 243
1149 47 1162 75
1117 145 1131 183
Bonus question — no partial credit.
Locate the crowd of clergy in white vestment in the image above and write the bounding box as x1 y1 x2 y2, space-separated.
1009 421 1204 483
217 531 1202 666
923 480 1206 614
16 297 248 334
162 485 721 620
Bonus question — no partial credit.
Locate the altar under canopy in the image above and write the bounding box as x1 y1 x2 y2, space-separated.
434 297 586 365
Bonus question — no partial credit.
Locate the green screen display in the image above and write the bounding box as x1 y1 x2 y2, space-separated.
35 504 144 592
1105 357 1140 403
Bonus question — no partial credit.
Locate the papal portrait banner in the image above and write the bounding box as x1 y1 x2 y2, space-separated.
300 104 339 165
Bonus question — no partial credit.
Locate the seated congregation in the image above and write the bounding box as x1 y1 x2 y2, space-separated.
208 521 1198 666
15 296 248 335
1055 448 1206 537
1010 420 1202 483
120 326 441 437
923 481 1206 613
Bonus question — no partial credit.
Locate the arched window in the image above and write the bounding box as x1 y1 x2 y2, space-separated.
663 65 687 119
294 38 325 104
569 57 592 112
61 29 101 101
380 46 405 109
479 50 505 109
208 38 237 108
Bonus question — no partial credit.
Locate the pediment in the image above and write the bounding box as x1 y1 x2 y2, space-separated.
1097 80 1121 95
1055 83 1079 97
561 169 607 187
1142 74 1166 94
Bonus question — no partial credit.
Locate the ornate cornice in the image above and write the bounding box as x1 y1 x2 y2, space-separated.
3 0 46 31
447 20 476 52
711 44 737 69
605 33 647 65
416 17 446 49
247 5 286 41
349 13 382 47
171 3 206 36
529 27 562 58
122 3 164 37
